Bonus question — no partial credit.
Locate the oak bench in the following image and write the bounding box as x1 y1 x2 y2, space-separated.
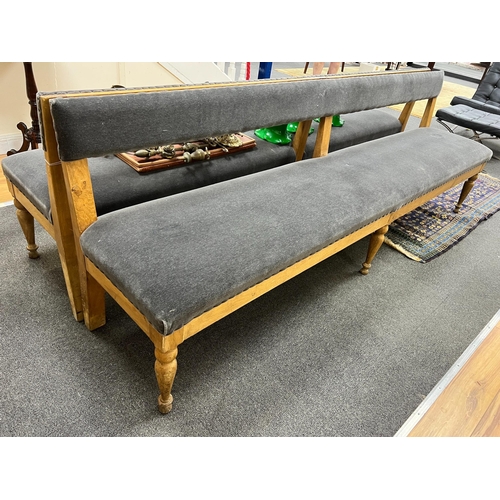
2 82 403 324
39 69 493 413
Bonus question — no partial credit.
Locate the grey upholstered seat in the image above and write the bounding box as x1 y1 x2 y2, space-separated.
2 111 401 223
2 131 296 222
80 128 492 336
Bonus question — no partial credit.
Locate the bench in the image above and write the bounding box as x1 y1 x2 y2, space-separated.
40 69 493 414
4 73 426 324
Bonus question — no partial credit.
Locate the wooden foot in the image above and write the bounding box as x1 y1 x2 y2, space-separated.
13 199 39 259
454 174 479 213
360 225 389 275
155 347 178 414
83 271 106 331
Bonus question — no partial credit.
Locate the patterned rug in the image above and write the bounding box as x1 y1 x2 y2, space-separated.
385 173 500 262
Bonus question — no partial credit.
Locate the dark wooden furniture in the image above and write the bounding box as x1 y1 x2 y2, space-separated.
7 62 41 156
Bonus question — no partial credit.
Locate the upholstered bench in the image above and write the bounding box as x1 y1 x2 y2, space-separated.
2 131 296 230
2 109 403 228
36 70 493 413
3 79 409 324
2 110 401 225
79 128 491 338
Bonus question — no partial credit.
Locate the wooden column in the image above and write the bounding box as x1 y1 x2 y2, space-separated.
7 62 41 156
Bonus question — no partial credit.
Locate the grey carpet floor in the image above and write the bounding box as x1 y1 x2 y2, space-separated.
2 121 500 437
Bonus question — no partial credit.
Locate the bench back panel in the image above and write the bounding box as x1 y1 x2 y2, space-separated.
47 70 443 161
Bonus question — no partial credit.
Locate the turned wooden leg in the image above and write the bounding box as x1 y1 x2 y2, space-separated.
360 225 389 275
454 174 479 213
13 199 39 259
155 346 178 414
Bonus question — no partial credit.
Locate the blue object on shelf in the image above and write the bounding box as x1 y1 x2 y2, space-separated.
258 63 273 79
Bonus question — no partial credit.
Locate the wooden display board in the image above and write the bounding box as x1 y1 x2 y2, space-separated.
116 133 256 173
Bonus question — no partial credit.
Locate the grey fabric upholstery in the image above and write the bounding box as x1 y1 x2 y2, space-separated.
1 131 296 221
80 128 492 336
436 62 500 137
2 149 52 218
303 109 402 159
2 111 400 222
48 71 443 161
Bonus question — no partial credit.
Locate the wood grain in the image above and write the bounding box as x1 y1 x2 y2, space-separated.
409 320 500 437
0 154 13 203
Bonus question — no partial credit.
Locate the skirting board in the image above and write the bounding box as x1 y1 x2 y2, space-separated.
395 307 500 436
0 133 27 156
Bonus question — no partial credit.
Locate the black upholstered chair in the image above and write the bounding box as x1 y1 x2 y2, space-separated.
436 62 500 140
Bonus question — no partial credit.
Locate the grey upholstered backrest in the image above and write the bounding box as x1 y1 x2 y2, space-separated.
472 62 500 108
48 69 443 161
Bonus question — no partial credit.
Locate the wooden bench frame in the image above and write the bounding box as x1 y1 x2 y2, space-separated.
59 155 484 414
6 70 439 326
36 71 487 413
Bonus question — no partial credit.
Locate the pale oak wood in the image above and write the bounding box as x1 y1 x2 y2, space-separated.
155 347 177 414
0 155 13 203
471 380 500 437
419 96 437 128
4 171 39 257
292 119 313 161
35 68 434 101
13 198 39 258
454 173 479 213
40 97 86 323
7 181 55 237
398 102 416 131
409 320 500 437
313 116 334 158
360 225 389 275
61 158 105 330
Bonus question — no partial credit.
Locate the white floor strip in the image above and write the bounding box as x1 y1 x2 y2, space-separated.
0 200 14 207
395 307 500 437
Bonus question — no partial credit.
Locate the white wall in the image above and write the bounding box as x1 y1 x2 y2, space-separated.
0 62 229 155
